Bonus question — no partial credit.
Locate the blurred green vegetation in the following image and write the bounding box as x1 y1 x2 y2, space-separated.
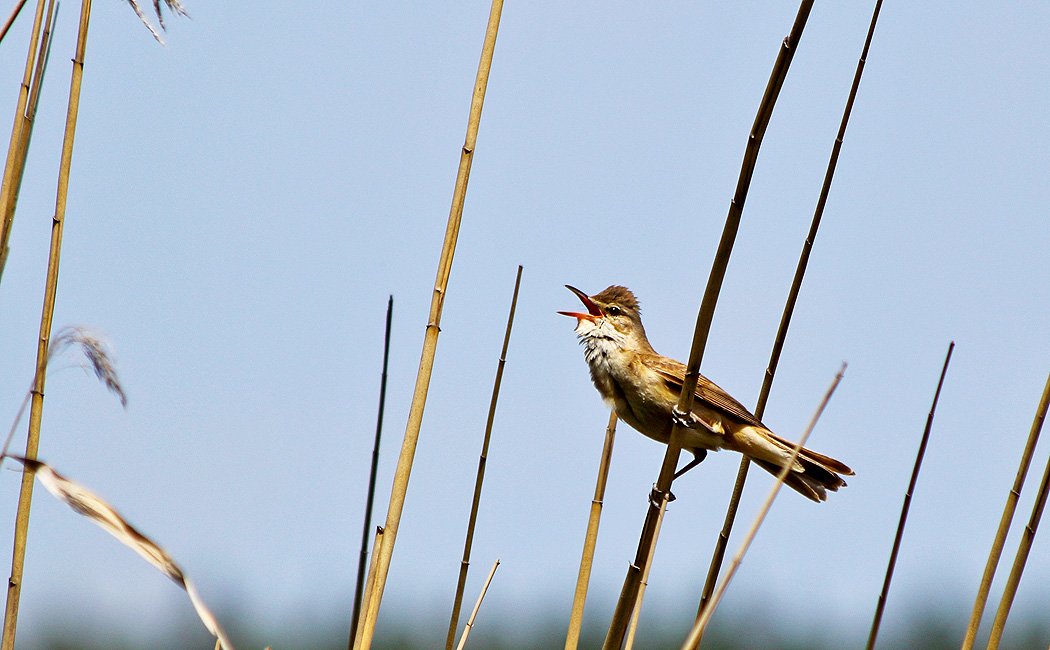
25 598 1050 650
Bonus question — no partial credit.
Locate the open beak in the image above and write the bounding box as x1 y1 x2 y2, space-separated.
557 285 603 322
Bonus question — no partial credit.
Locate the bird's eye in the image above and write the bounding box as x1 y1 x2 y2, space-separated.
606 305 621 316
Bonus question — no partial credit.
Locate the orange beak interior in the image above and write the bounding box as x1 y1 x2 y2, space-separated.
558 285 603 322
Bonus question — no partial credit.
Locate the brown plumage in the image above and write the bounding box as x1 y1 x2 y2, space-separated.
559 284 853 502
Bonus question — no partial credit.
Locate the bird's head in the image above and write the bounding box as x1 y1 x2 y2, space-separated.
558 285 652 351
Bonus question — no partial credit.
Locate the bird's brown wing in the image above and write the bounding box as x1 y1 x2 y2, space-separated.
643 353 765 428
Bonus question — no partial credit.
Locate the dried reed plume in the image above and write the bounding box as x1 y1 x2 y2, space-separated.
3 456 236 650
123 0 188 43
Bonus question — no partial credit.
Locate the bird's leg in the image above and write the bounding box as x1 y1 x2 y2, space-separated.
673 448 707 480
649 450 708 505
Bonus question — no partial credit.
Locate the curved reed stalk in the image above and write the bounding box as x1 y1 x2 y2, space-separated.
865 342 953 650
601 5 815 649
961 366 1050 650
1 1 94 647
353 3 504 648
445 266 522 650
696 0 886 629
682 364 845 650
563 411 617 650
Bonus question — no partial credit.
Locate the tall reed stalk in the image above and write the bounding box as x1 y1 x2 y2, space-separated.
0 0 49 282
1 0 93 647
695 0 884 627
961 366 1050 650
348 296 394 650
865 342 953 650
984 384 1050 650
353 3 504 648
563 411 617 650
623 492 670 650
682 364 845 650
601 5 814 649
445 265 522 650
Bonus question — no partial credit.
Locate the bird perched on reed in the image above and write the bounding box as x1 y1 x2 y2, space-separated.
559 284 853 502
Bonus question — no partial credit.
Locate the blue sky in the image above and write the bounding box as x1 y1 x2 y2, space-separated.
1 1 1049 647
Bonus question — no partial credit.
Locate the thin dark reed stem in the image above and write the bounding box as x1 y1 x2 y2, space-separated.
445 265 522 650
354 6 504 644
696 0 885 629
601 5 815 649
564 411 617 650
348 296 394 650
962 366 1050 650
865 342 953 650
2 0 92 646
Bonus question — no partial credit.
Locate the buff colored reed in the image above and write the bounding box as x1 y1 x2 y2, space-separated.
961 366 1050 650
354 3 505 648
601 4 817 649
445 265 522 650
682 364 845 650
696 0 886 627
1 1 94 646
563 411 617 650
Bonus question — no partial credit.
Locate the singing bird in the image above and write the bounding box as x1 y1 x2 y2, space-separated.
559 284 853 502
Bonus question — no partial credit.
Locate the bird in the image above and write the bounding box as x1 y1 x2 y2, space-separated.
559 284 853 502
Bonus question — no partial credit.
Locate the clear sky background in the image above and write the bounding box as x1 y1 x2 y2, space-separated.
0 1 1049 648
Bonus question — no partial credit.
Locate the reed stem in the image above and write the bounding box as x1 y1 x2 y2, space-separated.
683 364 845 650
985 382 1050 650
1 0 92 647
454 559 500 650
445 265 522 650
961 366 1050 650
623 491 670 650
601 5 814 649
696 0 885 629
348 296 394 650
563 411 617 650
353 3 504 648
0 0 49 283
865 342 953 650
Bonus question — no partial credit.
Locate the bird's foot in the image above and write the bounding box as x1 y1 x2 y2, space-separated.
672 407 714 431
649 485 675 507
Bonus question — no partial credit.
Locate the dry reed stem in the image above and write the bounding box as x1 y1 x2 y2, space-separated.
961 366 1050 650
2 1 94 645
445 266 522 650
352 526 384 650
563 411 618 650
0 0 28 47
353 3 504 648
601 5 814 649
695 0 885 628
455 559 500 650
0 0 48 282
985 391 1050 650
682 364 845 650
0 0 57 281
865 342 953 650
623 491 670 650
348 296 394 650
